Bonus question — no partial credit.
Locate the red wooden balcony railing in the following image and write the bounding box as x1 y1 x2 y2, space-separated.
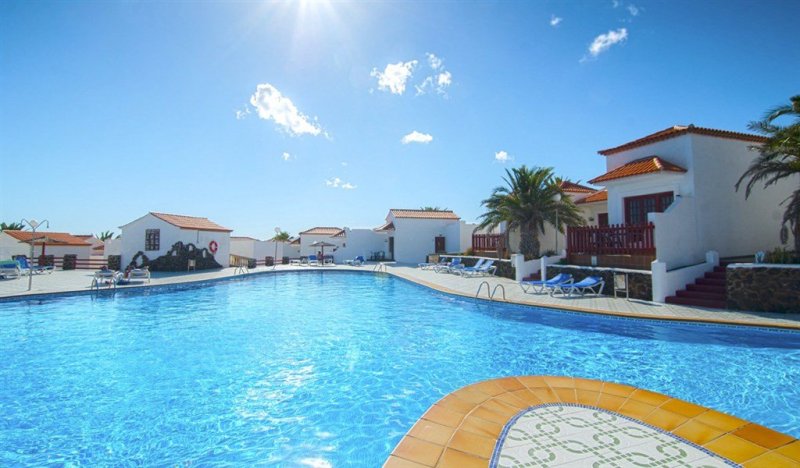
472 234 505 252
567 223 655 256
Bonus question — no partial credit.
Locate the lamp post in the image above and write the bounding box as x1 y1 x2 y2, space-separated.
552 194 562 254
20 218 49 291
273 227 281 270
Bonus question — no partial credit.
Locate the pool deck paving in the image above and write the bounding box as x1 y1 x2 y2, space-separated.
2 263 799 330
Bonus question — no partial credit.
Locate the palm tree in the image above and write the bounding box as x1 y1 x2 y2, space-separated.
1 222 25 231
477 166 585 259
96 230 115 241
420 206 449 211
271 231 291 242
736 95 800 253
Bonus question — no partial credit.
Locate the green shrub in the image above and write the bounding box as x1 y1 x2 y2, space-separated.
764 247 799 264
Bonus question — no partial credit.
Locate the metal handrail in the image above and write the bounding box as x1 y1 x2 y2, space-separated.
373 262 387 273
491 284 506 301
476 281 491 299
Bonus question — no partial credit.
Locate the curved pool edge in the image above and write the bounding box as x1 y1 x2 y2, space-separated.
384 376 800 468
2 265 799 331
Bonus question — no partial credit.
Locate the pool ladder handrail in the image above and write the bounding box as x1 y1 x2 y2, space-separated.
373 262 387 273
476 281 506 301
91 276 117 293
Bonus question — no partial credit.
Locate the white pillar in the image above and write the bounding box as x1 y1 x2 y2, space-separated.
651 260 668 302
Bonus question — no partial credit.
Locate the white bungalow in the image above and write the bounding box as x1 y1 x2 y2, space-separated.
298 227 347 260
569 125 793 269
119 212 232 268
376 209 475 264
0 230 93 262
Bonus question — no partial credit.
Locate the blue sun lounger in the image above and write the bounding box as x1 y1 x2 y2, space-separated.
16 256 54 275
460 259 496 277
520 273 572 294
551 276 605 297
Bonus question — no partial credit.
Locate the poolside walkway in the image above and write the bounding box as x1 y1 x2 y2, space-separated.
1 263 799 330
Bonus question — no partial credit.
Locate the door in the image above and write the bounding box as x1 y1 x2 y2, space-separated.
624 192 674 225
388 236 394 260
598 213 609 227
434 236 446 253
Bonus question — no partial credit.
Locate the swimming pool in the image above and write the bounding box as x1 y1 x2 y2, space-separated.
1 271 798 465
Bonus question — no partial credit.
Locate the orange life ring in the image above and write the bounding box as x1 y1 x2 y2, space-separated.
208 240 218 254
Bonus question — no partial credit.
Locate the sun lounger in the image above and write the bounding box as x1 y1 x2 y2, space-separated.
551 276 605 297
418 257 449 270
0 260 21 280
128 267 150 283
92 269 119 288
434 257 461 273
289 258 302 266
521 273 573 294
307 255 319 266
346 256 365 266
460 259 496 277
16 256 54 275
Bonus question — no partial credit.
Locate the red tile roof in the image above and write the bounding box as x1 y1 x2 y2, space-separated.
560 181 595 193
332 230 346 237
289 237 300 245
589 156 687 184
299 227 344 236
598 125 767 156
150 212 232 232
374 221 395 231
576 190 608 204
2 230 93 247
389 209 460 220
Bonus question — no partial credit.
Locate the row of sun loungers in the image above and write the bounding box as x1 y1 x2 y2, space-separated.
0 257 55 279
520 273 605 297
418 257 498 277
92 267 151 288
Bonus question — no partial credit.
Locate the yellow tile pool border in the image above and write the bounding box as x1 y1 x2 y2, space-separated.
386 269 800 331
384 376 800 468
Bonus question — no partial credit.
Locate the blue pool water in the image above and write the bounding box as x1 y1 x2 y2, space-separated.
1 271 798 465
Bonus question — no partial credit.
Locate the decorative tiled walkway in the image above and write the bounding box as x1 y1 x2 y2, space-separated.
493 404 731 467
385 376 800 468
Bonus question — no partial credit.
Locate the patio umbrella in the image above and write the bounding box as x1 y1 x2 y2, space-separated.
19 235 59 257
309 240 337 265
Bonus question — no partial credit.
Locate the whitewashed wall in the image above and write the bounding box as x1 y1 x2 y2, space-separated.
649 196 704 269
120 214 230 268
334 228 388 262
690 134 797 257
103 238 122 258
391 217 462 264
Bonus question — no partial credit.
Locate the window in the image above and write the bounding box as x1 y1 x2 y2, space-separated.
145 229 160 251
598 213 609 227
624 192 674 225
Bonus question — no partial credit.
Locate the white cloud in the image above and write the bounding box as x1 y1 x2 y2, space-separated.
495 150 512 163
235 107 250 120
550 15 563 27
341 161 348 167
627 4 639 16
427 53 443 70
249 83 323 136
437 71 452 88
281 152 293 161
371 60 418 95
612 0 621 7
326 177 356 189
586 28 628 59
401 131 433 144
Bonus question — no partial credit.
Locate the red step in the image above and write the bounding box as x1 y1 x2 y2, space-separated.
687 284 726 294
696 277 726 287
665 295 727 309
713 266 727 273
676 290 726 301
704 271 727 280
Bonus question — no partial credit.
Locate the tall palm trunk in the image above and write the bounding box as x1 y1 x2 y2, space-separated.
519 222 541 260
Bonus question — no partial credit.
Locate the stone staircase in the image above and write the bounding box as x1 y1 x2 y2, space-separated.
665 264 729 309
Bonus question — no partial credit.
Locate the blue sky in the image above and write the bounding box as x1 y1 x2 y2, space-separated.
1 1 797 238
